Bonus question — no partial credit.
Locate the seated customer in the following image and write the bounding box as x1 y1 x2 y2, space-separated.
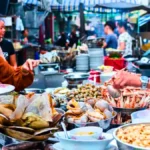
117 21 133 58
0 57 40 91
103 21 118 56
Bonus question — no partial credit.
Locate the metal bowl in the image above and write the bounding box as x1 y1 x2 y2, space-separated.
24 88 45 94
113 123 150 150
66 111 117 130
113 107 147 114
64 73 89 81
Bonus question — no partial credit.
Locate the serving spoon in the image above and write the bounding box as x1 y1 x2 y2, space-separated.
61 122 70 139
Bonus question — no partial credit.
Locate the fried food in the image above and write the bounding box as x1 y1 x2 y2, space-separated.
22 112 49 129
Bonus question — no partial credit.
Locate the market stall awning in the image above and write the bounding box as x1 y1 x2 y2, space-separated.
23 0 60 7
23 0 127 12
95 0 141 9
139 14 150 26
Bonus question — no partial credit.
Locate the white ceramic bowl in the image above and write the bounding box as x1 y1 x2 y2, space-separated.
100 71 116 84
131 110 150 123
69 126 103 141
54 132 113 150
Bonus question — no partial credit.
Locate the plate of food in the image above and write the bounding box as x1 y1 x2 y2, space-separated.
65 99 116 129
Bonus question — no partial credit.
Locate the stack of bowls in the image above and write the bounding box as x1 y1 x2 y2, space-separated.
76 54 89 72
89 48 104 70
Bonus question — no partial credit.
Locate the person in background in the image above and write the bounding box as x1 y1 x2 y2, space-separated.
117 21 133 58
0 19 17 68
102 21 118 56
21 28 29 44
21 28 37 44
68 30 78 48
114 21 119 37
55 32 67 47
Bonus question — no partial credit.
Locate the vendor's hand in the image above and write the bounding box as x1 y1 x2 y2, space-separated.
113 71 142 89
22 59 40 71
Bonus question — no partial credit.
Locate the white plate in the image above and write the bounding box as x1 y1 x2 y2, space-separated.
53 142 118 150
0 84 15 95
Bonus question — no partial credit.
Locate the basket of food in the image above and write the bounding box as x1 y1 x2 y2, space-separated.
113 123 150 150
106 48 123 58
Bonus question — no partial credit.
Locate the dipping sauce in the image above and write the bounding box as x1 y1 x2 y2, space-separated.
75 132 94 136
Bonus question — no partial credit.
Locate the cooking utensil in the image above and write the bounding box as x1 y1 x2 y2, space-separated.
61 122 69 139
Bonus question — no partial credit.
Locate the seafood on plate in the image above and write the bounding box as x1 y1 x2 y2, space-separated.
0 93 63 141
65 99 115 124
66 84 102 102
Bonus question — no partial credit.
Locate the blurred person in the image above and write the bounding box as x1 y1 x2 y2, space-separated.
21 28 37 44
55 32 67 47
68 30 78 47
0 19 17 68
103 21 118 49
117 21 133 58
114 21 119 37
21 28 29 44
102 21 118 56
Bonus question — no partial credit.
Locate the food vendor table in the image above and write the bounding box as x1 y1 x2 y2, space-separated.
104 57 125 70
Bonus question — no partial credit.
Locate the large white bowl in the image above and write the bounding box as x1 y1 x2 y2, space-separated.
113 123 150 150
69 126 103 141
54 131 113 150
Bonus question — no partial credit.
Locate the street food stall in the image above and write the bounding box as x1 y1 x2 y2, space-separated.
1 0 150 150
